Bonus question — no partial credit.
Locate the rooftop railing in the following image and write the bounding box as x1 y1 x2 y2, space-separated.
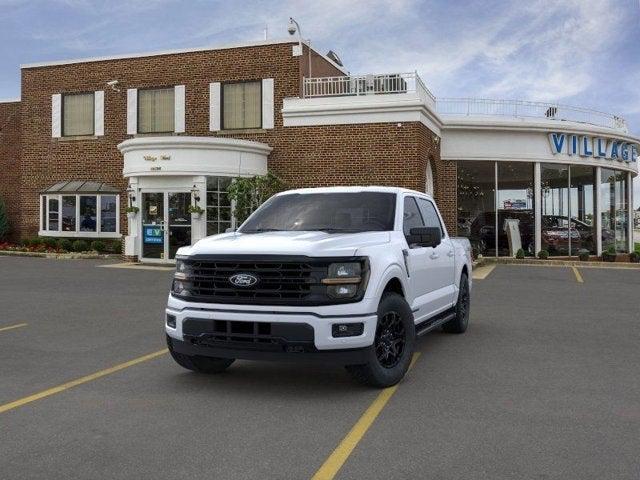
302 72 436 107
301 74 628 132
436 97 628 132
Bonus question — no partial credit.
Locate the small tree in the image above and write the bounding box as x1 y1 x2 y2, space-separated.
0 197 9 241
226 172 286 225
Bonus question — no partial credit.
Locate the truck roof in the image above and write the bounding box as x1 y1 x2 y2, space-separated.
277 186 432 198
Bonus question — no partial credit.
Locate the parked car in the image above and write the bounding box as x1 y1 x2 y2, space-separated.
165 187 472 388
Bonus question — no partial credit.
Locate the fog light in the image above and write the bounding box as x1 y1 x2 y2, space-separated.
166 314 176 328
327 284 357 299
332 323 364 338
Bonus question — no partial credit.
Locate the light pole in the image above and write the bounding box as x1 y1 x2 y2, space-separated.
288 17 312 79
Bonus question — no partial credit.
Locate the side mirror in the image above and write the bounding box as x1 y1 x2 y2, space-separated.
407 227 441 248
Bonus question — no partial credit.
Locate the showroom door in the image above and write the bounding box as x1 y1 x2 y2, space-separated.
141 192 192 262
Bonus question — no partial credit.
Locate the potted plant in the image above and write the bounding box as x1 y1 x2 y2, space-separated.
537 250 549 260
602 245 617 262
188 205 205 219
126 206 139 219
577 249 590 261
515 248 525 259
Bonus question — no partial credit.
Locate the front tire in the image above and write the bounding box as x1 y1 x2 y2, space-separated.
443 273 470 334
346 293 415 388
166 336 235 374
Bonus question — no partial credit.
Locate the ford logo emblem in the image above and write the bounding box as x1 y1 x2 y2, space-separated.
229 273 259 287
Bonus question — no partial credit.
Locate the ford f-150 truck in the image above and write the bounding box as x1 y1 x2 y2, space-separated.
166 186 472 387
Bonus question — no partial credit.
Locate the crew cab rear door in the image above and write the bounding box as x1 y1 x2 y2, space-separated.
415 197 456 312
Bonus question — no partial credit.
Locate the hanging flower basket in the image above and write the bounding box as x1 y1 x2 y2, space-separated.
188 205 205 219
126 206 139 219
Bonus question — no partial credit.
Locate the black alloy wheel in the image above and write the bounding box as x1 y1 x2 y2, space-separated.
374 311 406 369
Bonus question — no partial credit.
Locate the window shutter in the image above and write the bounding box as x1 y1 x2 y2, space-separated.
127 88 137 135
262 78 274 129
94 90 104 136
51 94 62 138
174 85 185 133
209 82 221 131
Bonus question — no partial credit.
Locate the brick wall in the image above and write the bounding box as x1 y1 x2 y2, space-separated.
16 41 451 241
0 101 21 240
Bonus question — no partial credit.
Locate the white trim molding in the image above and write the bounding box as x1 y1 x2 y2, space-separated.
262 78 275 129
94 90 105 136
209 82 221 132
51 94 62 138
174 85 186 133
126 88 137 135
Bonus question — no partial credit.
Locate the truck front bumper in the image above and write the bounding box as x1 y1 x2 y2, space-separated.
165 295 379 360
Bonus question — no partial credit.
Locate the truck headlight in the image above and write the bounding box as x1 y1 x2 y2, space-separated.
172 279 192 296
323 262 364 299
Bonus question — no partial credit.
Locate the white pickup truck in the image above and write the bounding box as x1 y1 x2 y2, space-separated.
166 186 472 387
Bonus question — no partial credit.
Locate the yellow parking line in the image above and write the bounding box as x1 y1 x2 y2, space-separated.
0 349 168 415
311 352 421 480
0 323 28 333
472 264 495 280
571 266 584 283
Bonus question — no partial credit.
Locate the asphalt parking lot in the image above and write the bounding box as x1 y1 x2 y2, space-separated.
1 257 639 480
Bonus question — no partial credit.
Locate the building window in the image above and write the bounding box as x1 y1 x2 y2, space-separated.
601 168 629 253
206 176 233 235
40 194 119 237
138 87 175 133
222 81 261 130
497 163 535 256
63 92 94 136
457 161 496 257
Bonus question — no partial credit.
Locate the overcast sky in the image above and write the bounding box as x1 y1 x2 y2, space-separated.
1 0 638 205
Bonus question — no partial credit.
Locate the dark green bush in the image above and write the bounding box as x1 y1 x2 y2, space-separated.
577 249 590 261
90 240 106 252
30 237 43 246
72 239 89 252
42 237 58 249
21 238 31 247
108 239 122 253
515 248 525 259
537 250 549 260
58 238 73 251
629 251 639 263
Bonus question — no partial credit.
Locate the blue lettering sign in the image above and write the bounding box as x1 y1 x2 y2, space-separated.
610 141 619 160
632 144 638 162
580 136 593 156
595 138 607 157
549 133 565 154
569 135 579 155
620 143 629 162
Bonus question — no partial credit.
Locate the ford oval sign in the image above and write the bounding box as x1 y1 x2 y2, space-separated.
229 273 259 287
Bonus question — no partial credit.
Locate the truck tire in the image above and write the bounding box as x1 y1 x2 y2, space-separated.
345 292 415 388
443 273 470 334
166 336 235 374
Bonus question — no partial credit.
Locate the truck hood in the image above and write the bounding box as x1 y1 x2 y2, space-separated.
179 231 391 257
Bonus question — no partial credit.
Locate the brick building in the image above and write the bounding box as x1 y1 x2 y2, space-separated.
0 38 638 261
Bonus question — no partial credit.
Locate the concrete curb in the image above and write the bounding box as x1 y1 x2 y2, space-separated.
0 250 119 260
481 257 640 269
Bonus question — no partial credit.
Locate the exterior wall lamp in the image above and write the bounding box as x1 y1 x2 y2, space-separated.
191 185 201 204
126 185 136 203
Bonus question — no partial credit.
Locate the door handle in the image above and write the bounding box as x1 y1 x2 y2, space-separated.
430 252 439 259
447 250 455 257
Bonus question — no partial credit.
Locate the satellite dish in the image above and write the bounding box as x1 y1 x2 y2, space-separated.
326 50 343 67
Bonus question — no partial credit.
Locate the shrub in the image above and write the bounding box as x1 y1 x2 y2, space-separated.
58 238 73 252
602 245 617 262
21 238 31 247
108 239 122 254
630 251 640 263
537 250 549 260
577 249 590 261
42 237 58 249
90 240 106 252
515 248 525 259
30 237 43 246
72 239 89 252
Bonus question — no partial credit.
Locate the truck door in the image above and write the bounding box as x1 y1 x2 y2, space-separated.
402 196 439 321
416 197 456 312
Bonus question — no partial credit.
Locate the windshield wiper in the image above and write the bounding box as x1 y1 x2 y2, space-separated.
311 228 362 233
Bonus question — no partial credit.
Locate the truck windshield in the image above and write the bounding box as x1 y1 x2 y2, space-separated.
239 192 396 233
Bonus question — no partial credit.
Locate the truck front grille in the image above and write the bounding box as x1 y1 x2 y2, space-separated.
174 256 336 305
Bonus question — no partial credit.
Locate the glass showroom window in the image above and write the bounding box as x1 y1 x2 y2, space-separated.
63 92 94 136
40 194 119 237
569 166 597 255
601 168 629 253
497 163 535 256
222 81 261 130
541 164 570 255
138 87 175 133
206 177 233 235
457 161 496 257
